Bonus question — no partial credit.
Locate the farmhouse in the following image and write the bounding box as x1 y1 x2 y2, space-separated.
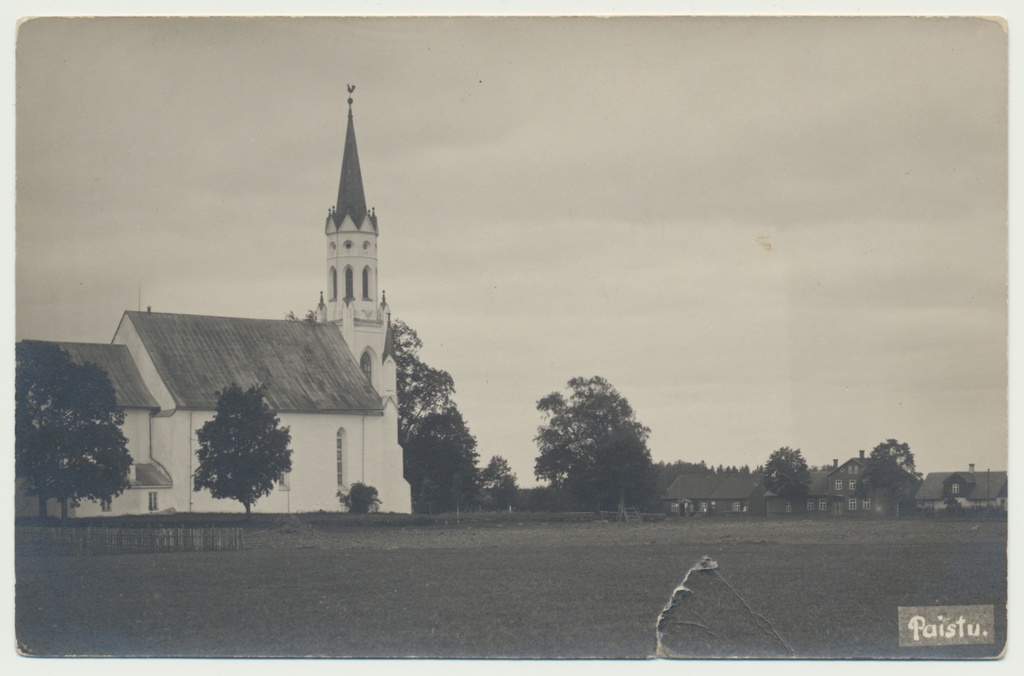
663 473 766 516
915 465 1007 511
664 451 905 517
16 94 412 517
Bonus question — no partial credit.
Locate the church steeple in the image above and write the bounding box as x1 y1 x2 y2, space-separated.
332 85 371 231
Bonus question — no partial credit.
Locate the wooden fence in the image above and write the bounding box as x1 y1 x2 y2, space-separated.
15 526 244 556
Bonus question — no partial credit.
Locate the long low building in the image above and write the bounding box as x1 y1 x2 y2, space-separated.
663 452 909 517
915 465 1007 511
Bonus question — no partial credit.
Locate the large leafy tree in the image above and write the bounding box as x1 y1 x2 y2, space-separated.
480 455 519 510
193 384 293 516
392 319 480 513
403 408 480 513
762 447 811 504
534 376 655 511
392 319 456 446
861 438 921 515
15 341 133 520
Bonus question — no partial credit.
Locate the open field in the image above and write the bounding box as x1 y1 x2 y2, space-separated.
15 517 1006 658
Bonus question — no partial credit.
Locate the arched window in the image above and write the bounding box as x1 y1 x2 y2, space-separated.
336 428 346 488
329 267 338 301
344 267 354 300
360 351 373 382
362 266 370 300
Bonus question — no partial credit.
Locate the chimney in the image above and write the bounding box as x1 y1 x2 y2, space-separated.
146 306 151 314
859 450 865 459
969 463 975 474
833 459 838 469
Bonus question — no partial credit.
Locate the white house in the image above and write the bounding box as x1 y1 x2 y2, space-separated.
17 93 412 516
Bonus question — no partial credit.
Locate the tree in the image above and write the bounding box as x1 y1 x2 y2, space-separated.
861 438 921 516
391 319 481 513
403 408 480 513
193 384 293 516
284 309 318 325
391 319 456 446
338 482 381 514
15 341 133 520
534 376 655 511
480 455 519 510
763 447 811 504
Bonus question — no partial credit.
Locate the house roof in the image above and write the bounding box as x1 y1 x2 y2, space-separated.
916 471 1007 501
133 463 173 488
123 311 382 413
664 473 765 501
663 473 718 500
708 473 765 500
52 342 160 409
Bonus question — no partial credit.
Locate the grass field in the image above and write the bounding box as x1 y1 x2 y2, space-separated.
15 517 1006 659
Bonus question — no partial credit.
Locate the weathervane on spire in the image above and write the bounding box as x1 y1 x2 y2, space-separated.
347 84 355 110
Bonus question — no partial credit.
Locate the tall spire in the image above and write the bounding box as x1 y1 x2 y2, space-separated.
333 84 368 229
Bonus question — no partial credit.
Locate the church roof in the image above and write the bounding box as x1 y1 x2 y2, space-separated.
123 311 382 413
52 342 160 409
332 93 372 231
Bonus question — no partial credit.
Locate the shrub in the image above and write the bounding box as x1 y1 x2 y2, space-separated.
338 483 381 514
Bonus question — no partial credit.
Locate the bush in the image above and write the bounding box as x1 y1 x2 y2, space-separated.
338 483 381 514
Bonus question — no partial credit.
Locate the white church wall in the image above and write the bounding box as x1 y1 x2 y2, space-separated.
112 315 177 411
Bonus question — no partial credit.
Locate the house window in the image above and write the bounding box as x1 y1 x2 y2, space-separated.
835 480 843 491
849 480 856 491
336 428 346 487
101 499 112 512
952 483 960 494
732 501 741 512
362 266 371 300
852 465 859 474
148 492 158 512
360 351 373 382
819 498 827 511
785 502 792 513
344 267 354 300
863 498 870 511
700 501 708 512
329 267 338 301
807 499 815 511
848 498 857 511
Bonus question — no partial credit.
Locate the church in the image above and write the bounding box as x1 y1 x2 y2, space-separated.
17 92 413 517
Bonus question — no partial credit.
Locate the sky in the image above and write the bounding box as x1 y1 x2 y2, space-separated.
12 14 1010 483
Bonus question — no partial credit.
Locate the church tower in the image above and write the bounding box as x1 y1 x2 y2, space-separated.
322 86 390 395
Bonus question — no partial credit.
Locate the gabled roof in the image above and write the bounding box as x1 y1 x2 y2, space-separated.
664 473 765 501
663 473 718 500
708 473 765 500
915 472 951 501
123 311 381 413
51 342 159 409
828 457 867 477
915 471 1008 501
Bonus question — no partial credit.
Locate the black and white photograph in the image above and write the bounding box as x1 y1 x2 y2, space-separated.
8 5 1013 662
